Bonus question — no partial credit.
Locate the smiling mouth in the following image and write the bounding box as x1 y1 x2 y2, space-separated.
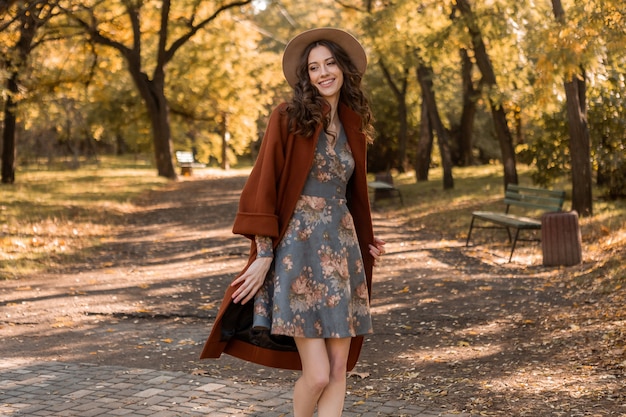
319 79 335 87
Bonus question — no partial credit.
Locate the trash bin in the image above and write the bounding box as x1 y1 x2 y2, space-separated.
541 210 582 266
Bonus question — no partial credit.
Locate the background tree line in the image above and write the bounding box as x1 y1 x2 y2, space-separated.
2 0 625 215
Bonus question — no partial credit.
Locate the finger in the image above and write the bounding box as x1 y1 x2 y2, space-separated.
231 275 246 287
232 280 248 300
240 283 260 305
234 288 249 304
370 244 383 256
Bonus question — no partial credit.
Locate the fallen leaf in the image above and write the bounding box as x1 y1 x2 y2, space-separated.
192 369 209 376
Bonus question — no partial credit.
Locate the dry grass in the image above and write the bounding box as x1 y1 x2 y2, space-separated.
0 156 169 279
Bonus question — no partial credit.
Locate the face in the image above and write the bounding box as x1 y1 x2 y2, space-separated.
307 45 344 102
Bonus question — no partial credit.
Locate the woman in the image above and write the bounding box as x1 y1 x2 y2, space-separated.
200 27 385 417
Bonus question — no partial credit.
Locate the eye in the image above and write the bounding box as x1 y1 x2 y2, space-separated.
308 64 319 72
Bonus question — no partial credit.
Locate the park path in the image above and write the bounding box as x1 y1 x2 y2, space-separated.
0 169 623 416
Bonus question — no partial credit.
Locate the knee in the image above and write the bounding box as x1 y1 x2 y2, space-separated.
303 370 331 393
329 361 347 382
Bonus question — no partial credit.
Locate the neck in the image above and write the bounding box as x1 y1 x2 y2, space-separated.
326 98 339 126
326 95 339 114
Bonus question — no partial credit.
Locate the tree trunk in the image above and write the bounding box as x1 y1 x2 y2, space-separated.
396 97 409 172
127 65 177 179
415 98 434 181
1 3 42 184
563 75 593 216
1 74 18 184
551 0 593 216
455 0 518 188
221 113 230 170
417 62 454 190
378 60 409 172
458 48 478 166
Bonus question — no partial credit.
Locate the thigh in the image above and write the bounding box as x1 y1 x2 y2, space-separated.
295 337 330 374
325 338 351 370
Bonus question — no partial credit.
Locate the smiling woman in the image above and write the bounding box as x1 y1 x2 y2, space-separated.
200 27 385 417
307 45 345 125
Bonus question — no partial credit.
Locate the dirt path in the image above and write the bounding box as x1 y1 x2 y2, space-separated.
1 170 624 416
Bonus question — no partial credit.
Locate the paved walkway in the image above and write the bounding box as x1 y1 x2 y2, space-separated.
0 359 468 417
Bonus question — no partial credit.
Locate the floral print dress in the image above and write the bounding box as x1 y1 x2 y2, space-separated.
252 126 373 339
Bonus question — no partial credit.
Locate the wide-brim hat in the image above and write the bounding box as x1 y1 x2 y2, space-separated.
282 27 367 88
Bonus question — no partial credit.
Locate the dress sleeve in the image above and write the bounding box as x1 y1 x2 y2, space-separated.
255 235 274 258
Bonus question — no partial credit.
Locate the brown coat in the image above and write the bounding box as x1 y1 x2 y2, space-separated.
200 102 375 371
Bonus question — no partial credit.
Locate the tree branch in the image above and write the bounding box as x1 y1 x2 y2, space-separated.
163 0 252 64
58 2 133 59
378 58 406 99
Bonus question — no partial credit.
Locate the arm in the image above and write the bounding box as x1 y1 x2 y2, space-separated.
231 236 273 304
232 105 289 240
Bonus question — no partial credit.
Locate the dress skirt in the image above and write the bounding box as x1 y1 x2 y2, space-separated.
253 126 373 338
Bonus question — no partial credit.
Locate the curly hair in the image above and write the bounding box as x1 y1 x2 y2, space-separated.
285 40 374 143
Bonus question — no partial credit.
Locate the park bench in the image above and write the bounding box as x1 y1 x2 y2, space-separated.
368 172 403 208
465 184 566 262
175 151 205 176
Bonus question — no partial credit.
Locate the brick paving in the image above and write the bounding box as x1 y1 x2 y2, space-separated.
0 359 469 416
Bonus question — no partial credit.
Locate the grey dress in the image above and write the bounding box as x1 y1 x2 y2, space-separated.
253 125 373 338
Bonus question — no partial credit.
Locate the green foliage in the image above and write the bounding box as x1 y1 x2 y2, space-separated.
517 109 569 187
588 68 626 198
167 14 279 165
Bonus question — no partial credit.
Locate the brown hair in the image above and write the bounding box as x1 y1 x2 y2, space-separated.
285 40 374 143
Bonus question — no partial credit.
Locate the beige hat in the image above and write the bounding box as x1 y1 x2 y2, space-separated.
282 27 367 88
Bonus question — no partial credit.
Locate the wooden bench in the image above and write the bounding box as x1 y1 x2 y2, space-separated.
465 184 566 261
175 151 205 176
368 173 403 207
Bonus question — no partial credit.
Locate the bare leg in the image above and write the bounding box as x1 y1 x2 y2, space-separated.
316 338 351 417
293 338 329 417
293 337 351 417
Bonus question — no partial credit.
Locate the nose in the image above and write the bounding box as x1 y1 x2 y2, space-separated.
320 64 330 76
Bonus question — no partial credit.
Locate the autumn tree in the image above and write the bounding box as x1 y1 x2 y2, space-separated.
61 0 253 179
1 0 55 183
359 1 456 187
377 58 410 172
548 0 592 215
453 0 518 188
416 56 454 189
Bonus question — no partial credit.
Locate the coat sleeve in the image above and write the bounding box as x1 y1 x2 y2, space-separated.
232 105 288 240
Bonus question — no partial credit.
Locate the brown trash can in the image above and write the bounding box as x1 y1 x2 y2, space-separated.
541 210 582 266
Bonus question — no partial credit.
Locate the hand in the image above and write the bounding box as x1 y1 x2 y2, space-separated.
231 257 273 304
368 237 386 266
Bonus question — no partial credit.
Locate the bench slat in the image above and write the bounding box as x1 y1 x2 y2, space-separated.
471 212 542 229
368 181 396 190
503 197 563 212
175 151 195 165
507 184 565 198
